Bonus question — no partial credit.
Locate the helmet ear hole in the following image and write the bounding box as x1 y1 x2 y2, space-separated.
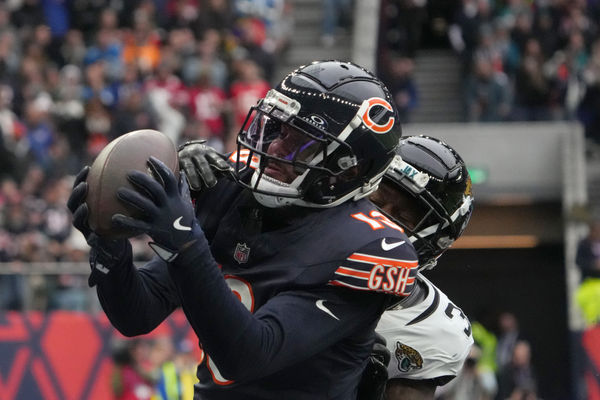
338 166 360 182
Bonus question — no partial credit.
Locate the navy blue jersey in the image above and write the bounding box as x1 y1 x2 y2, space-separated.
94 178 419 400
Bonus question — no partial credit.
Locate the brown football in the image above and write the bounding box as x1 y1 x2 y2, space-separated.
86 129 179 238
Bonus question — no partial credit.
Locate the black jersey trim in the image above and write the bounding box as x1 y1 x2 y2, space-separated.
406 287 440 326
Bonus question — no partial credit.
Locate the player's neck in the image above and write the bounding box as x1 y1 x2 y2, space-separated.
398 278 428 308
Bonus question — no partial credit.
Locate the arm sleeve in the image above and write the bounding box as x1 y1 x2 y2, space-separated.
169 240 387 382
95 252 180 336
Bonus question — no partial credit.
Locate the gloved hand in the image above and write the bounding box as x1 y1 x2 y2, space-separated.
112 156 203 262
178 139 232 191
67 166 130 286
357 332 390 400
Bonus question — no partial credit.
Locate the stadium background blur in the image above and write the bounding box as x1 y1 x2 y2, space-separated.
0 0 599 399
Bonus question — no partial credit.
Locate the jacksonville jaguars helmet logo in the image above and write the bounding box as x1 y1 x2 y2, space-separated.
395 341 423 372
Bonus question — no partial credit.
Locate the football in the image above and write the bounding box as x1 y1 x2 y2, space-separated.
86 129 179 238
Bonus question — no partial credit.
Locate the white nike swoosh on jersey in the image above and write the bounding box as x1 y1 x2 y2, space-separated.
173 216 192 231
316 299 339 320
381 238 405 251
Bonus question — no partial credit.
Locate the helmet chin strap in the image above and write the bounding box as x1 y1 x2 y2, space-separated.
251 171 300 208
251 171 388 209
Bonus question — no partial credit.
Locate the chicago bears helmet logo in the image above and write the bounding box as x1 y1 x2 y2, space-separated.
395 341 423 372
359 97 395 134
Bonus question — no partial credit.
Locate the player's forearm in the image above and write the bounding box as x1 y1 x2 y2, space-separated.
169 240 287 381
96 257 176 336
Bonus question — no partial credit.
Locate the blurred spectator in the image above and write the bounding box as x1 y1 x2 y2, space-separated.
51 65 86 162
496 340 539 400
436 344 497 400
181 29 228 90
578 38 600 153
448 0 493 77
84 98 113 158
574 219 600 327
0 228 24 311
575 219 600 281
228 58 270 149
575 276 600 327
183 71 228 151
0 21 21 80
111 338 156 400
82 61 118 108
495 312 522 372
24 98 55 171
83 27 123 81
122 8 161 74
154 339 197 400
464 57 511 121
532 9 559 59
196 0 236 35
321 0 353 48
512 38 551 121
145 60 186 145
384 55 419 123
382 0 427 58
232 16 275 80
233 0 293 56
0 84 26 179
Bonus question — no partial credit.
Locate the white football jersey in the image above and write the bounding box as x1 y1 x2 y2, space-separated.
376 274 474 381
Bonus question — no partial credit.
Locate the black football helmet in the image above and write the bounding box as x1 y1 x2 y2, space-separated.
231 60 402 208
371 136 474 270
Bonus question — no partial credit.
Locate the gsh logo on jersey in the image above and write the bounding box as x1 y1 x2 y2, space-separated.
367 265 412 295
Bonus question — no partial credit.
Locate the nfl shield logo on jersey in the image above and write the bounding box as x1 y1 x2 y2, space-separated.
234 243 251 264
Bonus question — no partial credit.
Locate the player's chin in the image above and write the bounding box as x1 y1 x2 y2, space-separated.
263 166 294 184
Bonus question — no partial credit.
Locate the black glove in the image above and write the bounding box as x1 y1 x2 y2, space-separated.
112 156 204 262
357 332 390 400
178 139 232 191
67 166 130 287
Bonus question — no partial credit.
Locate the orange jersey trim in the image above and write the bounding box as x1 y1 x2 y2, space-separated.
347 253 419 269
334 266 371 280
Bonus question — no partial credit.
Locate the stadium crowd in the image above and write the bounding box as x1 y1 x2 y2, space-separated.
379 0 600 149
452 0 600 129
0 0 292 312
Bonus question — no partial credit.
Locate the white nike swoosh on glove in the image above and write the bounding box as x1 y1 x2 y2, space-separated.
173 216 192 231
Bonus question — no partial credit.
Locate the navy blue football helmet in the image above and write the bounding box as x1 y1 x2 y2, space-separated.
231 60 402 208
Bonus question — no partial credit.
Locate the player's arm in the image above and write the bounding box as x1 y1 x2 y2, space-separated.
384 378 436 400
95 255 180 336
169 250 388 381
108 158 398 380
170 237 418 382
67 165 179 336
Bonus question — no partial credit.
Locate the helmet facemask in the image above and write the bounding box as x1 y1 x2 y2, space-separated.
371 155 473 271
233 89 387 208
